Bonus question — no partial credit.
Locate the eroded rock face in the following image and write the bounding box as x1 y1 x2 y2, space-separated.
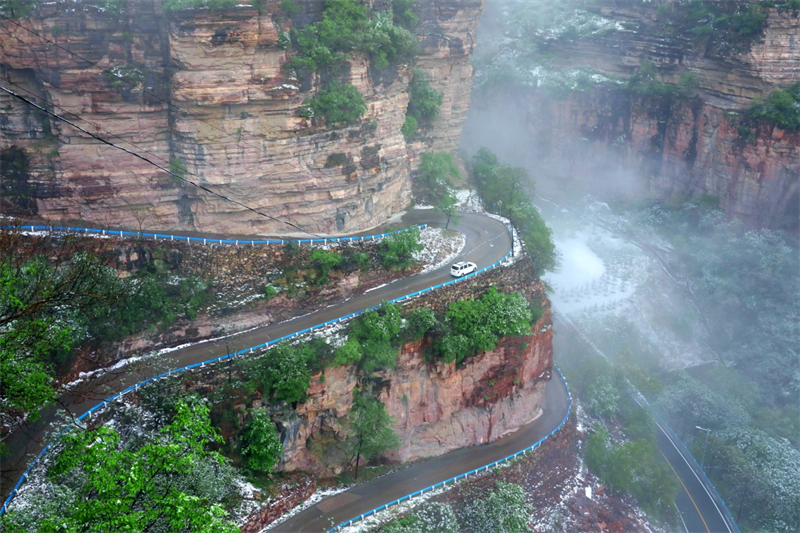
279 310 553 472
0 0 485 233
463 0 799 231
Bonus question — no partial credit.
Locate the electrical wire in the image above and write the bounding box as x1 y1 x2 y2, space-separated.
1 77 174 168
0 83 321 237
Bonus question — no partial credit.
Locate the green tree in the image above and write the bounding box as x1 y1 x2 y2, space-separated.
343 391 400 479
401 115 418 141
380 227 423 270
240 343 311 403
470 148 556 275
587 375 620 418
2 402 238 532
392 0 418 29
0 242 124 419
439 288 533 364
242 409 283 473
407 70 443 125
403 307 437 341
419 152 459 198
349 301 403 373
288 0 418 75
437 190 461 229
310 249 342 284
584 423 679 521
334 337 363 366
300 82 367 126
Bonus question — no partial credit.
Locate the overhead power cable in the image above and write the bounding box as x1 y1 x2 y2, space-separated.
0 14 267 155
0 84 321 237
2 77 173 169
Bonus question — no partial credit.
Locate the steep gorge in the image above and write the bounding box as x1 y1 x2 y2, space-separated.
0 0 484 234
463 0 799 231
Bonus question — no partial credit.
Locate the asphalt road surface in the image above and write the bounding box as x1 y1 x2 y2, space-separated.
553 313 736 533
272 374 568 532
1 210 511 503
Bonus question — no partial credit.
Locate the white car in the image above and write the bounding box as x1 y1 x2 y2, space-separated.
450 261 477 277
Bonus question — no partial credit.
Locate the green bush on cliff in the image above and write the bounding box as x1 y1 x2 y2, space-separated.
0 0 35 18
747 83 800 132
242 409 283 473
299 82 367 125
287 0 419 78
432 288 534 365
470 148 557 275
402 71 443 139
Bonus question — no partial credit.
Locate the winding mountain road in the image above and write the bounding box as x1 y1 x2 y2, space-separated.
2 210 512 503
3 207 735 533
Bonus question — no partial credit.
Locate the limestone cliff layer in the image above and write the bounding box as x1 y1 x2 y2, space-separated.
463 0 799 231
0 0 485 234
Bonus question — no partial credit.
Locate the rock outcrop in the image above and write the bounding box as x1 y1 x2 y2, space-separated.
277 257 553 471
0 0 486 234
463 0 799 231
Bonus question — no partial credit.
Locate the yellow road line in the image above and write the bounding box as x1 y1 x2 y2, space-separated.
660 449 710 533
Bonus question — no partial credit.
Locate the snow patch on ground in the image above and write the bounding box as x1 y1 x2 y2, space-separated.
260 485 354 532
414 227 466 274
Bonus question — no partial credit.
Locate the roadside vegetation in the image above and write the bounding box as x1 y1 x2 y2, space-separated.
558 343 680 525
379 481 534 533
469 148 557 275
415 152 462 228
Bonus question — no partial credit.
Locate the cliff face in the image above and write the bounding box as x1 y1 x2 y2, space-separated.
463 0 799 231
0 0 485 234
280 310 552 472
275 258 552 472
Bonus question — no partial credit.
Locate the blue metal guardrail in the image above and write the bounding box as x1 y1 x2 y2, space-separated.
1 226 514 515
325 364 571 532
634 394 742 533
8 223 427 246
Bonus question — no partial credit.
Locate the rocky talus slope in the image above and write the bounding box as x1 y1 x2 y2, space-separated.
464 0 799 230
0 0 484 233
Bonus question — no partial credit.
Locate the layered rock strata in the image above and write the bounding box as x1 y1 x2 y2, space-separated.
0 0 486 233
464 0 799 230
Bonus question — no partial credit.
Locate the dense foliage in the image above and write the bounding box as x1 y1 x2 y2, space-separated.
299 82 367 125
341 391 400 479
470 148 557 275
746 83 800 132
416 152 461 228
1 402 240 532
585 423 679 521
432 288 535 365
403 70 443 138
0 231 211 424
380 226 423 270
242 409 283 473
239 342 312 403
0 0 35 18
347 301 404 373
631 199 800 531
287 0 419 77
